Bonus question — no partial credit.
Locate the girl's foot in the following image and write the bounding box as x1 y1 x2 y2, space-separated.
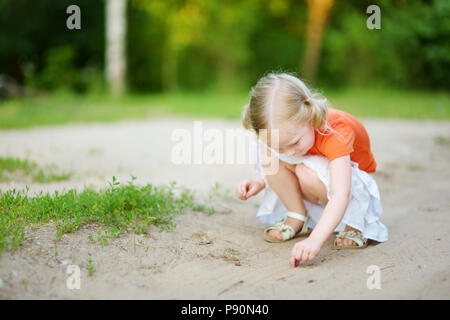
266 216 305 241
335 225 360 247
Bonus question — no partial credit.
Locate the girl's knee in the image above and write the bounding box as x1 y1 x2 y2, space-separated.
271 158 296 174
295 164 316 187
295 164 327 203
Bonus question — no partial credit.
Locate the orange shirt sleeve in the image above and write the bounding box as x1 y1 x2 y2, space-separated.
317 121 355 162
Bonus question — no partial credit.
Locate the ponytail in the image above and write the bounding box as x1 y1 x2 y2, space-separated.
306 94 328 130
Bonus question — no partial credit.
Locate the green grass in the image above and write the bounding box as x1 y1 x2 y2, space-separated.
0 176 213 258
326 87 450 119
0 157 72 183
86 258 95 277
0 87 448 129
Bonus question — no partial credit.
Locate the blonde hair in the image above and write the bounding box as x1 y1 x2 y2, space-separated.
242 72 331 136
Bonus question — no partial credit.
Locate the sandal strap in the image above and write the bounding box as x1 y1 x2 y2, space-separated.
286 211 307 222
286 211 309 234
336 230 368 247
265 222 295 240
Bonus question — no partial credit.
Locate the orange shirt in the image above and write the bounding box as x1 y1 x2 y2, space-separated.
307 108 376 173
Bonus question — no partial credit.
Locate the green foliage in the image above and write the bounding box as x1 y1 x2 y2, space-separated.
0 0 448 93
0 177 214 258
378 0 450 89
26 45 76 91
320 0 450 89
0 0 104 93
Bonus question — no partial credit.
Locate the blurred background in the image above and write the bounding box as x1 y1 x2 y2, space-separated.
0 0 449 128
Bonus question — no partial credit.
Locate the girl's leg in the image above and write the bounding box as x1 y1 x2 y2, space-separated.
295 163 328 205
264 160 308 241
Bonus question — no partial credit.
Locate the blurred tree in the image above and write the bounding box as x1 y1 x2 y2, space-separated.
247 0 307 84
319 0 449 89
202 0 259 92
0 0 104 93
132 0 208 92
302 0 334 83
106 0 127 96
0 0 447 94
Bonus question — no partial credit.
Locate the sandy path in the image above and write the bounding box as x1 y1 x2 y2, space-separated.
0 117 449 299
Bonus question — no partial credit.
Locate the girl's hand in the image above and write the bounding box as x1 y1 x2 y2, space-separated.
236 179 264 200
290 237 321 267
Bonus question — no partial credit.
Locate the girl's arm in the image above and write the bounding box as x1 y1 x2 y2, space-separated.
308 155 352 246
254 173 266 188
290 155 352 266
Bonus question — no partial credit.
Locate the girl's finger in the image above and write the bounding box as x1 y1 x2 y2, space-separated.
289 246 295 266
294 246 303 261
238 184 246 199
240 183 246 196
290 248 298 267
246 185 257 197
301 249 309 263
290 256 296 268
294 248 303 267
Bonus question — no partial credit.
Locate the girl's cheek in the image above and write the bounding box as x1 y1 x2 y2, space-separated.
296 146 307 156
301 140 313 154
308 135 315 148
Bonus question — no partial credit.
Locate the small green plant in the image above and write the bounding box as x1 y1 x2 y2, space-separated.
201 182 238 215
96 230 109 246
86 258 95 277
434 136 450 146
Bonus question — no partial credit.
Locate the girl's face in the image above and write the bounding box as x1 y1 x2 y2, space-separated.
275 120 315 157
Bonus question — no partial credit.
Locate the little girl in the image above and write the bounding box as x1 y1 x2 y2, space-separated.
236 73 388 267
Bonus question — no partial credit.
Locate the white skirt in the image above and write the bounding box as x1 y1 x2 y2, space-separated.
254 142 388 243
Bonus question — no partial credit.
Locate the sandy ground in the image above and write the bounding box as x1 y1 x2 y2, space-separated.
0 117 449 299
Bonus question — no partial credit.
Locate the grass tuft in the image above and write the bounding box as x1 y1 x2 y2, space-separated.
86 258 95 277
0 176 214 258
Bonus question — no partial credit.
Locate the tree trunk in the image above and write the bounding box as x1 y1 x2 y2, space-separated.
302 0 334 83
105 0 127 96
